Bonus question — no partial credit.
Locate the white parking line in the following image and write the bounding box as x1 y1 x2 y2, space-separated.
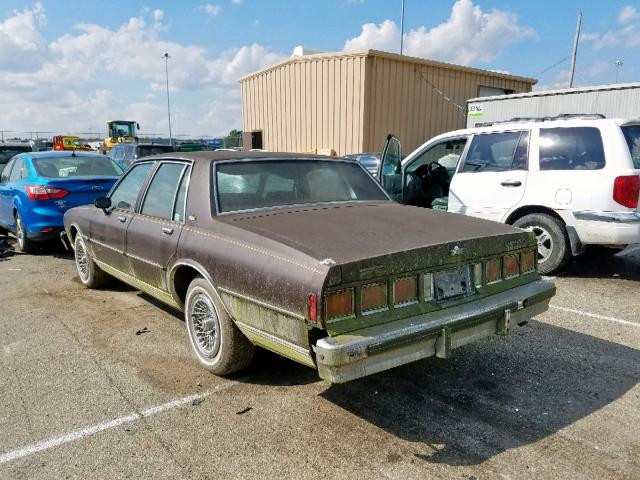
550 305 639 328
0 381 238 466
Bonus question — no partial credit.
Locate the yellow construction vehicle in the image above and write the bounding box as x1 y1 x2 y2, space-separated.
102 120 140 152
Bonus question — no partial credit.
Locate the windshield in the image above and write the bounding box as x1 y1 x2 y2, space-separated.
622 126 640 169
0 146 31 165
33 155 124 178
111 122 135 137
215 159 389 213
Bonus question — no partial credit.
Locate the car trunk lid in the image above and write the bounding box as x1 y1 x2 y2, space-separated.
39 177 117 211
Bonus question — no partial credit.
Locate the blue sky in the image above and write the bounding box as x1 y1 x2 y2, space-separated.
0 0 638 137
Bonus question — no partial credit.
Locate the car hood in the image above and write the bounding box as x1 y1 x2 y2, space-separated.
218 202 531 265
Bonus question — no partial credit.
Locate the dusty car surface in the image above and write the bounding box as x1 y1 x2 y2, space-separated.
63 152 555 383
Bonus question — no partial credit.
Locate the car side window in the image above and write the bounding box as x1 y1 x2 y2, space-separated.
461 131 527 173
9 158 24 182
407 138 468 176
173 165 191 222
1 159 15 182
539 127 605 170
141 163 187 220
109 163 153 212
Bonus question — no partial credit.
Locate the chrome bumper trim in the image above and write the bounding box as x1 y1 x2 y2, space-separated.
574 211 640 223
314 279 555 383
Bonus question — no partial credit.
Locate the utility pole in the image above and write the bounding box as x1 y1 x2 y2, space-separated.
400 0 405 55
163 52 173 146
568 12 582 88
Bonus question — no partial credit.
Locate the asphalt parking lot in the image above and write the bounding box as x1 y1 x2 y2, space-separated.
0 237 638 480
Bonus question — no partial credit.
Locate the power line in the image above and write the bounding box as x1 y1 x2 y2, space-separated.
531 55 571 78
415 68 466 117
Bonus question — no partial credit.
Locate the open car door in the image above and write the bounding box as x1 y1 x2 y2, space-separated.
377 134 403 202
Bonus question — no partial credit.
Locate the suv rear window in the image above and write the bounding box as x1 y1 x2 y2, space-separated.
539 127 605 170
0 146 31 165
621 126 640 169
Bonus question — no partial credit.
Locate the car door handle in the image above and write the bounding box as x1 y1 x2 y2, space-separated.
117 216 127 223
162 227 174 235
501 180 522 187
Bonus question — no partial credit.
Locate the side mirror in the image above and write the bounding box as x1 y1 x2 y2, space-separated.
94 197 111 213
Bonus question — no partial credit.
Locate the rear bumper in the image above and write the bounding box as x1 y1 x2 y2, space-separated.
314 279 555 383
572 211 640 245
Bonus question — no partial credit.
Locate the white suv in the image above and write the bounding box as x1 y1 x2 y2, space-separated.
378 115 640 274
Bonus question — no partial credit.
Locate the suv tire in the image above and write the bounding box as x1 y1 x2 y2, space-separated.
185 277 255 375
513 213 570 275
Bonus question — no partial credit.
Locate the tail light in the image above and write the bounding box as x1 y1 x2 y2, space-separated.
361 282 388 313
26 185 69 200
504 254 520 278
613 175 639 208
308 293 317 322
325 288 353 319
393 276 418 306
485 258 502 284
521 251 536 273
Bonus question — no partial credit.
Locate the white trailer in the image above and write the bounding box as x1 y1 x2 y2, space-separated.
466 82 640 127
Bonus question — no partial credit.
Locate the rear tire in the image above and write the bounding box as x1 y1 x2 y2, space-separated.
185 277 254 375
74 234 108 288
15 212 36 253
513 213 570 275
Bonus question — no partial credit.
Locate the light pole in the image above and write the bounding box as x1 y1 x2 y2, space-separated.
400 0 405 55
163 52 173 146
615 60 623 83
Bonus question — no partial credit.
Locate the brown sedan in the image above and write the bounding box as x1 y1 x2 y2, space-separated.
63 152 555 383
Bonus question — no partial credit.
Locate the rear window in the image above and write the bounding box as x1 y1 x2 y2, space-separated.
33 155 124 178
622 126 640 169
215 159 389 213
0 146 31 165
137 145 175 158
539 127 605 170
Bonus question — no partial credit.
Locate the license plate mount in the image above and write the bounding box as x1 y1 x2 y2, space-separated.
433 266 473 301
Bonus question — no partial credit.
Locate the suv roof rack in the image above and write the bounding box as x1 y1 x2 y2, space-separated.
475 113 606 127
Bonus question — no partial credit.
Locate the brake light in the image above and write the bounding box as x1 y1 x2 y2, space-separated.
325 288 353 319
308 293 318 322
613 175 639 208
504 254 520 278
521 251 536 273
25 185 69 200
361 282 388 312
393 276 418 306
485 258 502 284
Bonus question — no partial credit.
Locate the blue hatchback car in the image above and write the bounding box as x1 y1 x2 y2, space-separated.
0 151 123 252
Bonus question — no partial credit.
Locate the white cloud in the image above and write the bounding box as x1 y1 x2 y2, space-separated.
344 19 399 52
199 3 222 17
582 5 640 50
344 0 534 65
0 4 285 136
618 5 639 24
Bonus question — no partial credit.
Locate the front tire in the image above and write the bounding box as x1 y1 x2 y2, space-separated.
15 212 36 253
513 213 570 275
185 277 254 375
74 234 108 288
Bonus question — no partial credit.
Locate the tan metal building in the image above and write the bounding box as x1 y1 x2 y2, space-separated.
239 49 536 156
